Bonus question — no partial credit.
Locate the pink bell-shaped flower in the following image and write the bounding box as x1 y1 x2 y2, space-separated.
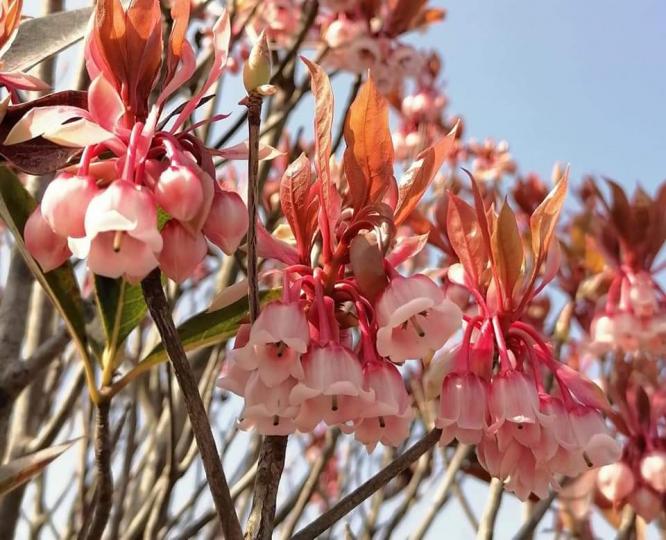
71 180 163 279
24 207 71 272
203 189 249 255
597 462 635 502
640 451 666 493
238 372 299 436
217 324 253 396
158 221 207 283
235 301 309 387
154 165 205 222
569 407 622 470
376 275 462 363
41 173 99 238
488 370 540 430
290 344 373 432
353 360 412 451
436 371 488 445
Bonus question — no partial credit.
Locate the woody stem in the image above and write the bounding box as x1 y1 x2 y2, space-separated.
141 270 242 540
243 91 288 540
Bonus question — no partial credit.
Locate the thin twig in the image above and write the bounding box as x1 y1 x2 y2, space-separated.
616 506 637 540
141 269 243 540
476 478 504 540
279 430 340 538
512 490 558 540
409 443 472 540
292 429 442 540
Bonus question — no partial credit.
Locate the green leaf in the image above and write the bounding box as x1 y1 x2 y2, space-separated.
0 439 79 495
2 8 92 74
94 276 147 350
0 167 88 359
139 288 281 370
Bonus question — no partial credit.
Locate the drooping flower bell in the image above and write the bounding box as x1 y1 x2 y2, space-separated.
376 275 462 363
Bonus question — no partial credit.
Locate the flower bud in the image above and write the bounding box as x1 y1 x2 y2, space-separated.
155 165 204 222
158 220 207 283
41 173 99 238
203 189 248 255
243 31 272 93
24 207 71 272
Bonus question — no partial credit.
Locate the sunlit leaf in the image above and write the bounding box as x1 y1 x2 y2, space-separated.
343 77 395 211
0 91 87 174
0 439 79 495
492 201 523 306
0 167 88 360
280 153 314 260
394 126 457 225
301 57 340 233
1 8 92 73
446 193 486 286
530 169 569 265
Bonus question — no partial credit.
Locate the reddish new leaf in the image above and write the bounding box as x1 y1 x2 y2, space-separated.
280 153 313 261
394 126 457 225
492 201 523 307
384 0 427 37
302 57 340 251
446 193 487 286
530 169 569 264
343 76 395 211
165 0 191 82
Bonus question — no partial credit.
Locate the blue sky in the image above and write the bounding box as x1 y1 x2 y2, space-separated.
431 0 666 192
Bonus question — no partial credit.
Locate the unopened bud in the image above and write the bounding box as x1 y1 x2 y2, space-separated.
243 31 272 93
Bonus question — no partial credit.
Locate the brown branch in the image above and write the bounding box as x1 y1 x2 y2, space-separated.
141 269 242 540
242 86 289 540
84 400 113 540
292 428 442 540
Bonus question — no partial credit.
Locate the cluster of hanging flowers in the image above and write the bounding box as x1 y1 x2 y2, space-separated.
426 174 620 500
586 183 666 357
15 0 264 283
219 66 462 450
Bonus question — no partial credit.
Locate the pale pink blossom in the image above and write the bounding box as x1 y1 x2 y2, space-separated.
290 344 373 432
436 372 488 445
376 275 462 363
70 180 163 279
353 360 412 451
203 189 249 255
239 372 299 436
158 221 207 283
40 174 99 238
154 164 205 222
235 301 309 387
24 207 71 272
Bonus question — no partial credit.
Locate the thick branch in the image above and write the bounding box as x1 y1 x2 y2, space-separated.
141 270 242 540
292 428 442 540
